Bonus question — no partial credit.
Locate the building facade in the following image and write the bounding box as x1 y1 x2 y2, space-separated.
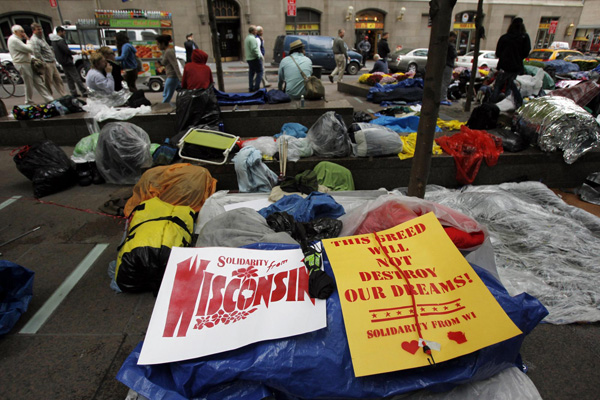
0 0 588 63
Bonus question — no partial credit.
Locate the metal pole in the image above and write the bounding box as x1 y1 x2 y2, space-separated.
207 0 225 91
56 0 65 25
407 0 457 198
464 0 484 112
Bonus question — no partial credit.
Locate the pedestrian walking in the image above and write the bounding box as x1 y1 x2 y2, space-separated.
156 34 182 105
255 26 271 88
115 32 138 92
491 17 531 108
245 25 263 92
377 32 391 63
440 31 457 105
358 36 371 67
329 29 348 83
50 26 88 97
29 22 66 98
184 33 198 63
7 25 53 105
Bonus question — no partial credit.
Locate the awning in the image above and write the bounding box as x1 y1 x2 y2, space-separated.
574 37 589 41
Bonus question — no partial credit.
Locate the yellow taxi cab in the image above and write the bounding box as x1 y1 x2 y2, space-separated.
525 49 584 62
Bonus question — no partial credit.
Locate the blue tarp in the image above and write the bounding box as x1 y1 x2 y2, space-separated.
0 260 34 335
543 60 580 75
117 242 548 400
370 115 442 134
214 88 267 105
367 78 424 102
258 192 345 222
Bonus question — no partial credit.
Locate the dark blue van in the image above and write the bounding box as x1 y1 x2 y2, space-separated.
272 35 362 75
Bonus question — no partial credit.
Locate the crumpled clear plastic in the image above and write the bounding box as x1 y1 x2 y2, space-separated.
95 122 153 184
71 133 99 163
513 96 600 163
83 89 151 122
240 136 277 158
423 182 600 324
306 111 352 157
277 135 313 162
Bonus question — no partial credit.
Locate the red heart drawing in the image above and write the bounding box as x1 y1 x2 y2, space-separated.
401 340 420 355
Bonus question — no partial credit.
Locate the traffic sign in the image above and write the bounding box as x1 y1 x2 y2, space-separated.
287 0 296 17
49 0 57 7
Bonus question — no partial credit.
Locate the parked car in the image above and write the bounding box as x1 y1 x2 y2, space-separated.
272 35 363 75
387 48 428 73
455 50 498 69
526 49 584 62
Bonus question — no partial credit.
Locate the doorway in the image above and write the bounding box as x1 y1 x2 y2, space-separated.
354 9 385 61
214 0 241 61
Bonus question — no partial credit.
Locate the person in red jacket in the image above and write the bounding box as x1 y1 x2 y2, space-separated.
181 49 214 89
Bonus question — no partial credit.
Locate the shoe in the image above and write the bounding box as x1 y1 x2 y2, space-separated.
328 75 334 83
440 100 452 106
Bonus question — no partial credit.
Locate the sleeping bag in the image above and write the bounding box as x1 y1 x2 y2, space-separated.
115 197 196 293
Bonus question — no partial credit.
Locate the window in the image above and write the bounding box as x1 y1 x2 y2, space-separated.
286 8 321 35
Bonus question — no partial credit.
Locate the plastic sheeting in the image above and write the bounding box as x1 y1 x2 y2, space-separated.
196 207 297 247
123 164 217 217
423 182 600 324
513 96 600 164
116 242 548 400
276 135 313 162
0 261 34 336
124 366 542 400
306 111 353 157
349 122 403 157
95 122 153 185
196 190 388 233
515 69 544 98
71 133 99 163
232 146 279 193
339 193 487 252
240 137 277 158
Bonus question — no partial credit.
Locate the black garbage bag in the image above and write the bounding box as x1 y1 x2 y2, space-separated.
266 212 342 242
466 103 500 130
491 127 528 152
13 140 78 198
576 172 600 206
306 111 352 157
174 85 222 138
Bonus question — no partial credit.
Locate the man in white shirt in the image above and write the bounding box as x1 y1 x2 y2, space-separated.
7 25 53 104
255 26 271 88
29 22 66 97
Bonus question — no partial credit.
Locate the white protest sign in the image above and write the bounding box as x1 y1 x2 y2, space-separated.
139 246 326 365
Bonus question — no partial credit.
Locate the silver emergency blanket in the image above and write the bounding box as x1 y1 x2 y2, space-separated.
423 182 600 324
513 96 600 164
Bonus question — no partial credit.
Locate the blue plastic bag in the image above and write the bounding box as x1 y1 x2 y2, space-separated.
0 260 34 335
117 242 548 400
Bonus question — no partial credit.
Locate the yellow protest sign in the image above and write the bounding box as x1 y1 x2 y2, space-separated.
322 212 522 377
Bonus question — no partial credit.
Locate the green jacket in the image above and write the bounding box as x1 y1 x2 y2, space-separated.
245 34 261 61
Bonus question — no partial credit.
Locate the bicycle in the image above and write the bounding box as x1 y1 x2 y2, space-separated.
0 61 24 98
